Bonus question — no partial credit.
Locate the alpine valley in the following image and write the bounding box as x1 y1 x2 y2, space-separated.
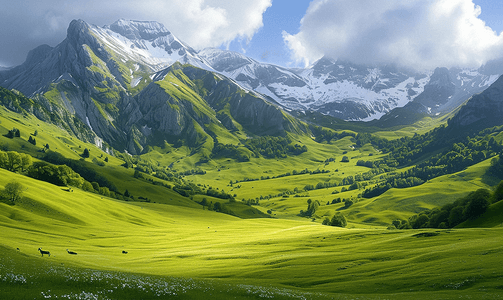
0 19 503 300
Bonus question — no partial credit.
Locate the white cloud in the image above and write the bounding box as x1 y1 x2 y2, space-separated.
0 0 272 66
283 0 503 70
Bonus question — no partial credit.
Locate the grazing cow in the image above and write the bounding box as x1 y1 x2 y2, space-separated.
38 248 50 257
66 249 77 255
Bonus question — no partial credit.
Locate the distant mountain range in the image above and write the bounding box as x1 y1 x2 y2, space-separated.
200 49 503 121
1 19 503 153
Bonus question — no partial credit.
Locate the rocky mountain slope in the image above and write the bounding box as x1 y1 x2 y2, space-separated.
0 19 302 155
449 74 503 132
199 50 502 121
1 18 502 155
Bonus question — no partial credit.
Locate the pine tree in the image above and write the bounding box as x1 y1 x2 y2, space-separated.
28 136 36 145
82 148 90 158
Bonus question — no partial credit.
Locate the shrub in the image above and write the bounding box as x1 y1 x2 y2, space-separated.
463 189 491 220
0 151 32 172
1 181 24 203
28 162 84 188
493 180 503 203
330 213 347 227
343 199 354 209
412 214 429 229
82 148 90 158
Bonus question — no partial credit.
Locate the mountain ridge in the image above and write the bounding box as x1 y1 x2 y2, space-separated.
1 18 502 155
0 19 305 155
3 19 502 124
199 49 501 122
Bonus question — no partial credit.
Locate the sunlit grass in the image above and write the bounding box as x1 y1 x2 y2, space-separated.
2 166 503 299
2 98 503 299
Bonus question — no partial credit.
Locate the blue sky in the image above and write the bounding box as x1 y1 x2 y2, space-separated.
223 0 310 67
229 0 503 68
2 0 503 70
475 0 503 32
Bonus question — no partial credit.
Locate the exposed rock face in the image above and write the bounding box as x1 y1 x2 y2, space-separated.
0 19 302 155
0 19 201 152
133 64 298 149
373 67 483 127
210 81 287 136
0 86 95 142
200 49 503 121
413 67 456 111
108 19 172 41
449 75 503 130
136 83 187 136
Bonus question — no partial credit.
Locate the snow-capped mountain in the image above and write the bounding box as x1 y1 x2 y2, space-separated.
0 19 301 154
0 19 214 96
1 18 502 127
198 49 502 121
101 19 214 73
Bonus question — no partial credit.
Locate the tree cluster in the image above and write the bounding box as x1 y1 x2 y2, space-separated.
230 168 329 185
488 152 503 179
362 176 424 198
356 125 503 175
322 212 347 227
311 126 356 143
0 150 120 200
0 150 32 172
299 199 320 217
28 135 36 146
28 162 85 187
43 151 117 193
244 136 307 159
212 143 250 162
5 128 21 139
200 198 234 216
362 130 503 198
393 184 503 229
356 159 375 168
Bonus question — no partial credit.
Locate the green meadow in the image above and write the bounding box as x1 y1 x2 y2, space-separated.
1 104 503 299
1 166 503 299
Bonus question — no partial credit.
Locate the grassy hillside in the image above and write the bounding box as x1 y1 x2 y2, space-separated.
457 199 503 228
1 168 503 299
2 85 503 298
3 102 499 226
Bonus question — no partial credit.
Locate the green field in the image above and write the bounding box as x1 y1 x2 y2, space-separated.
1 98 503 299
1 165 503 299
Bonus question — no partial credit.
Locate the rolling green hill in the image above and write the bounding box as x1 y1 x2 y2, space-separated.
2 166 503 299
1 65 503 299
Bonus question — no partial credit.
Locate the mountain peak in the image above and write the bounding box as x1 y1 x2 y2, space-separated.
67 19 90 38
198 48 255 72
107 19 171 41
428 67 453 87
